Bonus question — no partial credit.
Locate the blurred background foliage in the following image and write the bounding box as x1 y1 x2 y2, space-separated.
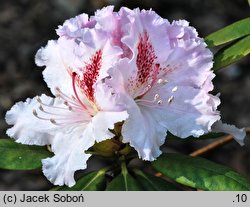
0 0 249 190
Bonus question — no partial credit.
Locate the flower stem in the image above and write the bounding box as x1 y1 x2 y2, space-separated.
120 155 128 175
99 165 113 174
189 135 233 157
190 127 250 157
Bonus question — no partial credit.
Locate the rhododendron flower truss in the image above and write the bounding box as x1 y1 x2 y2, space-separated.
5 6 247 188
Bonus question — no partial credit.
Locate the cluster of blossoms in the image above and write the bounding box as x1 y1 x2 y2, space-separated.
6 6 245 187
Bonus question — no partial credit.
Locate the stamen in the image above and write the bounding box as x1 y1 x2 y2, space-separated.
50 119 56 124
37 95 81 111
157 100 163 105
154 94 160 101
63 101 73 111
136 99 153 104
168 95 174 104
150 64 160 87
157 78 168 84
39 105 44 111
172 86 178 92
55 88 82 109
38 105 73 116
137 93 163 106
33 91 92 126
49 118 86 126
33 109 38 117
72 73 89 111
33 108 88 125
136 100 163 109
157 79 164 84
32 109 54 121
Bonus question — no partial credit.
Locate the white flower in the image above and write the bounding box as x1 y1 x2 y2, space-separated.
5 7 128 187
105 8 246 160
5 6 246 187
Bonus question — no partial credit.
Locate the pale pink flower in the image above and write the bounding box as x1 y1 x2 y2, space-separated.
5 7 128 187
105 8 246 160
5 6 246 187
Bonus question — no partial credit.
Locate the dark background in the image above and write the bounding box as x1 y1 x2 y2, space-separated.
0 0 249 190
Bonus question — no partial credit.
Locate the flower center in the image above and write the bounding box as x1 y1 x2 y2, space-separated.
132 32 178 107
31 58 105 125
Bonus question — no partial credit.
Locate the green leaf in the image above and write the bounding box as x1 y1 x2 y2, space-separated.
0 139 52 170
205 18 250 47
133 169 181 191
213 35 250 70
152 153 250 191
106 162 142 191
106 173 142 191
51 170 107 191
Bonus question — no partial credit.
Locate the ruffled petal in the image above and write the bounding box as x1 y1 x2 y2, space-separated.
37 16 123 99
56 13 96 42
42 124 94 187
35 40 75 96
5 94 90 145
153 19 214 92
212 121 246 146
120 85 221 161
120 8 171 62
167 20 199 44
147 85 221 138
121 95 165 161
57 6 123 80
6 95 57 145
42 110 128 187
162 41 214 90
56 6 118 47
94 6 116 32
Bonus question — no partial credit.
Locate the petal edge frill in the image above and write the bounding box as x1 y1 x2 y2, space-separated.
35 40 75 96
212 120 246 146
6 95 58 145
42 110 128 187
42 125 94 187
